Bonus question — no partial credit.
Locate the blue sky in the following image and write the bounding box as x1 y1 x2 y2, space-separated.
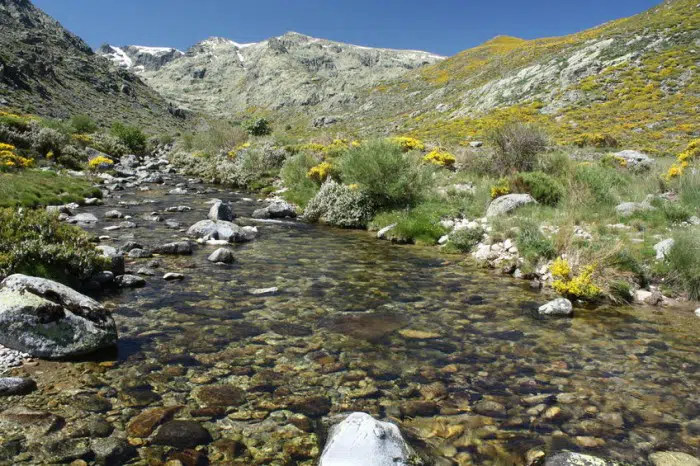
33 0 661 56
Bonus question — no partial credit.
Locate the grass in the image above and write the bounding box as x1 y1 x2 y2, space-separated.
665 229 700 300
370 202 448 245
0 170 102 207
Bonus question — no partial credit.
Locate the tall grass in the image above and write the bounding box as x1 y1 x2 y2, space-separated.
280 152 320 207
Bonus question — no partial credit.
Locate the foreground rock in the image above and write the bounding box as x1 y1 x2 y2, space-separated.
187 220 254 243
538 298 573 317
0 275 117 359
208 248 235 263
0 377 36 396
253 200 297 219
319 412 414 466
649 451 700 466
486 194 536 217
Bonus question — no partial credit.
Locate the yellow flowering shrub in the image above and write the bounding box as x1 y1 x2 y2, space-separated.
390 136 425 152
573 133 619 148
72 133 93 146
550 259 601 299
666 139 699 180
601 153 628 168
227 142 251 159
490 178 511 199
423 149 456 167
307 161 335 183
0 143 33 170
87 155 114 171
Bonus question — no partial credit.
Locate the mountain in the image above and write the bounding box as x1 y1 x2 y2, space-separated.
345 0 699 154
97 32 444 116
0 0 186 132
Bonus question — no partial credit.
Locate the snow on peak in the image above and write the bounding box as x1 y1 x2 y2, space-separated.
131 45 184 56
109 46 132 68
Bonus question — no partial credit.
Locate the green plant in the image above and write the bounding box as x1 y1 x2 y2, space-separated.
573 163 630 205
371 205 447 245
488 122 548 174
0 208 105 285
303 179 374 228
32 127 69 156
244 117 272 136
666 229 700 300
0 171 101 207
608 280 634 303
449 227 484 253
338 139 433 209
511 171 565 206
516 220 557 264
69 114 98 134
281 152 321 207
111 122 147 154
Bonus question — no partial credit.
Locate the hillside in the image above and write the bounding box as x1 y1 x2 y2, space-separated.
0 0 186 133
97 32 444 118
347 0 699 154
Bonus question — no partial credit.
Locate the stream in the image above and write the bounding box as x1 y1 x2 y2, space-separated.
1 174 699 465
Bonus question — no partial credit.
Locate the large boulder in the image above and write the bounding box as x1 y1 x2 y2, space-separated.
319 412 414 466
486 194 536 217
0 275 117 359
187 220 252 243
208 201 235 221
253 200 297 219
613 150 655 171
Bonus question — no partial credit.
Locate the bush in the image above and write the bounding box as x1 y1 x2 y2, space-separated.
390 136 425 152
244 117 272 136
574 164 629 206
0 208 105 285
69 114 98 134
303 179 374 228
488 122 548 174
186 120 248 154
307 161 337 184
338 140 433 209
666 229 700 300
111 122 147 154
90 133 128 158
449 227 484 253
516 220 557 264
0 112 31 132
550 259 601 300
573 133 618 148
56 145 87 170
32 127 69 156
88 155 114 171
0 143 33 171
423 149 456 167
511 171 565 206
370 205 447 245
281 152 321 207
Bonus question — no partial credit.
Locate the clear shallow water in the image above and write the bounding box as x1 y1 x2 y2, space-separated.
2 180 699 465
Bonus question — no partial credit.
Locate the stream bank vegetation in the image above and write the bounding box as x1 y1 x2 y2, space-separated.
168 116 699 306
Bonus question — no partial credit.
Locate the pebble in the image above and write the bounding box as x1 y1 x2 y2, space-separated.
163 273 185 281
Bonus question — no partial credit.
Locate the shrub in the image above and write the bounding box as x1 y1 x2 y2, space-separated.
449 227 484 253
244 117 272 136
574 164 629 205
371 206 446 245
667 139 699 180
488 122 548 174
303 179 374 228
0 143 33 171
69 114 98 134
511 171 565 206
551 259 601 300
423 149 456 167
88 155 114 171
0 112 31 131
111 122 147 154
338 139 433 209
516 220 557 264
0 208 105 285
90 133 128 158
600 153 628 169
390 136 425 152
490 178 511 199
281 152 321 207
666 229 700 300
573 133 618 148
608 280 634 304
32 127 69 156
56 145 86 170
307 161 337 184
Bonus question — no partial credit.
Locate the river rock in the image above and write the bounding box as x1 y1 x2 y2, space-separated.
128 248 152 259
169 188 188 195
208 248 235 263
187 220 251 243
653 238 674 260
0 377 36 396
208 200 235 221
96 246 125 276
104 210 123 219
377 223 397 240
115 275 146 288
163 273 185 281
545 452 618 465
152 420 212 448
319 412 413 466
649 452 700 466
166 206 191 213
66 213 98 225
486 194 536 217
127 406 182 438
90 437 137 465
153 241 193 255
253 200 296 219
0 275 117 359
538 298 573 317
